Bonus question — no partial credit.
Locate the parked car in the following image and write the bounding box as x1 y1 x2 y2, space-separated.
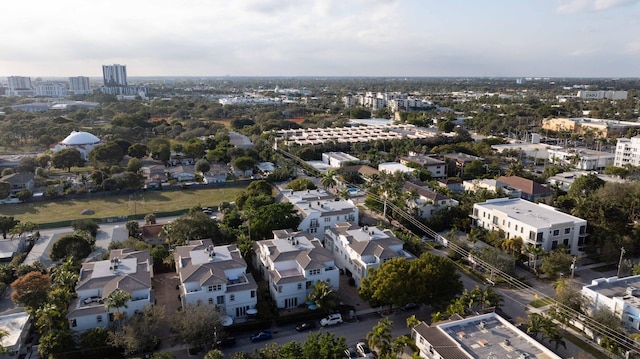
320 313 343 327
212 336 236 349
250 330 273 342
401 302 420 311
344 347 358 359
356 342 375 358
295 321 317 332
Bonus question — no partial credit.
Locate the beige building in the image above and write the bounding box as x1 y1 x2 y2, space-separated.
541 117 639 138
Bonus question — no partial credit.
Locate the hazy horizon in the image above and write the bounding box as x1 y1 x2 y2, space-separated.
3 0 640 78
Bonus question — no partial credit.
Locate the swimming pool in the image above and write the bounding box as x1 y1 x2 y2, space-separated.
347 188 358 195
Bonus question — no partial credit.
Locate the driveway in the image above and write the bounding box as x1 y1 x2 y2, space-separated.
152 272 182 349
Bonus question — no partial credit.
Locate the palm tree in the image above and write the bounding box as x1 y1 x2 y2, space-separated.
366 318 393 358
406 314 420 328
36 303 64 332
526 313 544 339
307 280 338 313
479 286 502 310
525 244 545 272
505 162 524 177
105 289 132 329
430 311 446 324
548 330 567 351
0 331 9 355
392 335 417 358
320 170 337 190
337 188 351 201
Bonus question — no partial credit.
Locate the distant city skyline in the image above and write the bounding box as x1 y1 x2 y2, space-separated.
2 0 640 78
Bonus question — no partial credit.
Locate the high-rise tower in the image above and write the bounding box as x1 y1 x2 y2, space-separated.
102 64 127 87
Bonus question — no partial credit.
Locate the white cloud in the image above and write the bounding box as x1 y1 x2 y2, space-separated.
556 0 639 14
624 40 640 53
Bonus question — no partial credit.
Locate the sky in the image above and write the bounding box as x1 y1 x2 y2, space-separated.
1 0 639 78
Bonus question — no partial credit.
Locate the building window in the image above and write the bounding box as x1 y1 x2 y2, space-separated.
208 284 222 292
551 240 558 250
208 298 214 304
70 319 77 327
251 290 256 298
565 228 571 234
96 315 102 323
306 281 312 289
217 296 224 305
324 217 331 222
553 229 560 236
230 294 235 301
298 283 302 290
492 216 498 225
309 269 321 276
515 225 518 231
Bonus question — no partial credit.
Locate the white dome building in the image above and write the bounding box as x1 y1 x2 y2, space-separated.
53 131 103 160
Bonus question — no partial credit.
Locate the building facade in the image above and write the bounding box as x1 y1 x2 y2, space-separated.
471 198 588 255
253 230 339 309
6 76 34 96
69 76 92 95
582 276 640 331
67 249 153 332
174 239 257 320
324 222 415 286
34 82 68 97
403 181 459 219
412 312 561 359
399 155 448 179
102 64 127 86
280 189 358 238
614 136 640 167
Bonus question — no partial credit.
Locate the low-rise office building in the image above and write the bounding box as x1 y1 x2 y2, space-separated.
412 312 561 359
471 198 587 255
582 275 640 331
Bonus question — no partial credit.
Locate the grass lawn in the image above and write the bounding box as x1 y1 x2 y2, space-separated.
1 186 247 225
529 297 554 308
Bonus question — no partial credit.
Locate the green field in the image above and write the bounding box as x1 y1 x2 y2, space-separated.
0 186 247 225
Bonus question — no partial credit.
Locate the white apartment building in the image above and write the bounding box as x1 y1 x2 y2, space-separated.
614 136 640 167
412 312 561 359
280 189 358 238
67 249 153 332
471 198 588 255
34 82 68 97
582 275 640 331
322 152 360 168
174 239 257 320
324 223 415 286
69 76 92 95
547 147 614 171
399 155 448 179
253 230 339 309
6 76 34 97
403 181 459 219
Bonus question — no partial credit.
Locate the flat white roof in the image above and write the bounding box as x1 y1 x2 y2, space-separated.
378 162 413 173
93 257 138 277
475 198 586 227
0 311 29 349
190 245 234 266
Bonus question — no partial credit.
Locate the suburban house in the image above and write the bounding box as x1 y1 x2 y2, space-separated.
462 178 519 198
403 181 459 219
496 176 553 202
253 229 339 309
0 173 34 195
324 222 415 286
0 235 29 261
67 249 153 332
399 154 448 179
166 165 196 182
442 153 484 177
582 275 640 332
336 164 380 182
142 164 167 189
202 163 228 184
412 312 561 359
279 189 358 238
547 171 626 192
174 239 257 320
471 198 588 255
140 223 164 246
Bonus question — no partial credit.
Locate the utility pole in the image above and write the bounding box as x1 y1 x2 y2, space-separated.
617 247 626 278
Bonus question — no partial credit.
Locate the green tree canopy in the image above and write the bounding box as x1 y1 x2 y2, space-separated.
50 234 93 261
51 148 84 171
88 142 125 166
250 202 301 240
128 143 149 159
170 302 221 350
285 178 317 191
162 212 222 246
10 271 52 312
359 253 463 309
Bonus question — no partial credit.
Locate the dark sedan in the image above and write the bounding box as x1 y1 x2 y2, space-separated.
250 330 273 342
295 321 317 332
